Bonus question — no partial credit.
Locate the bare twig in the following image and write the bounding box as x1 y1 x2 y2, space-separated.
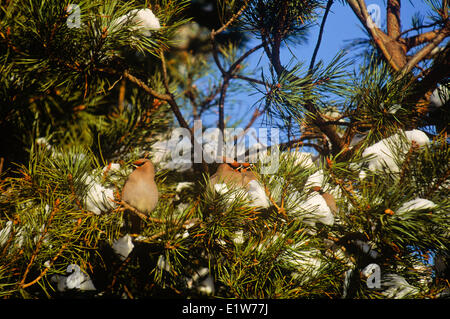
400 21 441 37
119 200 165 224
120 69 172 102
259 5 347 155
211 0 250 36
210 2 261 134
400 27 450 77
118 78 126 114
119 200 202 230
231 74 266 85
346 0 402 71
0 157 4 175
309 0 334 74
387 0 401 38
278 137 325 155
404 29 443 50
160 51 192 131
230 43 264 71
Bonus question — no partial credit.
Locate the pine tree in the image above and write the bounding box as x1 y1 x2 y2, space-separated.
0 0 449 299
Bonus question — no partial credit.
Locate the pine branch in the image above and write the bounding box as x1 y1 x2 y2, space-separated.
118 200 201 229
159 50 191 131
20 213 83 289
261 30 347 155
400 26 450 77
346 0 402 71
399 21 442 37
212 0 250 36
404 29 442 49
19 198 60 288
387 0 401 39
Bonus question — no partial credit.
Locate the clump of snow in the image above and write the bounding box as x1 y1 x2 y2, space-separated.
246 180 270 208
101 162 125 184
0 220 27 249
232 230 245 245
429 85 449 108
84 162 129 214
185 267 209 289
176 202 190 215
213 180 270 209
213 183 245 204
51 264 96 292
157 255 171 272
282 245 324 283
84 175 116 215
256 233 282 252
404 130 430 147
397 198 437 215
301 193 334 226
387 104 402 114
103 163 121 173
289 191 334 226
361 265 420 298
113 8 160 36
305 169 325 188
197 275 215 295
214 183 231 196
360 129 430 177
381 274 419 298
36 137 52 150
32 139 117 215
0 220 13 247
112 234 134 261
176 182 194 193
184 267 215 295
290 151 315 169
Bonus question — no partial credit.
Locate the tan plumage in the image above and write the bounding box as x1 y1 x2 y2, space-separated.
209 162 271 208
209 163 257 190
312 186 338 214
320 192 338 214
122 158 159 232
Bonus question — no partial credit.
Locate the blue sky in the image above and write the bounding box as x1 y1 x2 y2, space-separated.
292 0 433 67
184 1 437 151
212 1 434 130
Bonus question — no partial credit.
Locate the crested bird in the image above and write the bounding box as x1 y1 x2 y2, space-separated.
311 186 338 214
209 161 257 189
122 158 159 232
209 161 269 208
209 163 245 188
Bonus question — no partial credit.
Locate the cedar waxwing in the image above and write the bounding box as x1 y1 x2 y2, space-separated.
311 186 338 214
209 162 269 208
209 161 257 189
122 158 159 232
210 163 244 188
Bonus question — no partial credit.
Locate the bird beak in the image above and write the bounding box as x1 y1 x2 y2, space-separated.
132 159 146 168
